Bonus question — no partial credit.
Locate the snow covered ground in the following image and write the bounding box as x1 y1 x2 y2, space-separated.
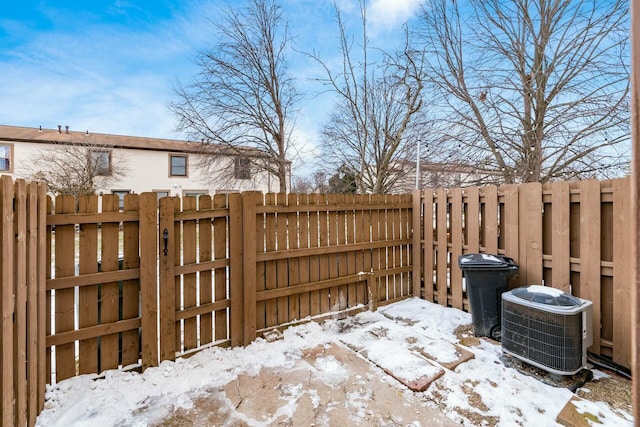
35 297 633 426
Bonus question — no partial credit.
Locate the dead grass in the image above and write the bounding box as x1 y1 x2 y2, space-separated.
577 372 632 415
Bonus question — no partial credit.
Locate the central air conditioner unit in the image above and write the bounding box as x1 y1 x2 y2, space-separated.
501 285 593 376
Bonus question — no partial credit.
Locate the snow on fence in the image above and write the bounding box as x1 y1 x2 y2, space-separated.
0 175 633 426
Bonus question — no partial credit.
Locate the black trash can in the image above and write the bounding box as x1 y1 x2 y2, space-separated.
458 253 518 340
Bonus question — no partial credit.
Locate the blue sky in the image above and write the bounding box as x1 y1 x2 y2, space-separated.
0 0 424 173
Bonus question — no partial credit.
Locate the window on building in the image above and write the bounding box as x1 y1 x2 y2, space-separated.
184 190 207 209
154 190 170 200
0 143 13 172
234 157 251 180
112 190 130 210
89 150 111 176
170 155 188 177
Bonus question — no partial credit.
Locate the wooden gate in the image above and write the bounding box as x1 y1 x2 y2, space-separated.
157 194 243 361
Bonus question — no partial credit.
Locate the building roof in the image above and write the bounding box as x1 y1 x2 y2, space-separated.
0 124 263 156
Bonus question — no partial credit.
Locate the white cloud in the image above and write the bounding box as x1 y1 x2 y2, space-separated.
368 0 424 33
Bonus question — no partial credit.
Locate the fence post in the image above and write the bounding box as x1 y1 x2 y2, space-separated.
242 192 261 346
158 197 177 361
139 193 158 369
1 175 15 426
411 190 422 298
228 193 244 347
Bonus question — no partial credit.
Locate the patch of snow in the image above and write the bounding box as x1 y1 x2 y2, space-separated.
591 369 611 380
526 284 565 297
573 397 633 426
35 297 632 427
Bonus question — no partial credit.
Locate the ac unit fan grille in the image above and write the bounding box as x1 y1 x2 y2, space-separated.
502 301 583 373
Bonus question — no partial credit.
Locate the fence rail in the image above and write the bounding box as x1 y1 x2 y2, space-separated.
0 175 633 426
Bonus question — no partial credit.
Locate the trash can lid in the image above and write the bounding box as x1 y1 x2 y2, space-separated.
457 253 518 270
508 285 582 307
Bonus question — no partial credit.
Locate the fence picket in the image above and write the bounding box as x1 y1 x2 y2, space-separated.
391 195 402 300
369 195 381 304
613 178 632 368
450 188 463 309
287 193 300 321
337 194 348 310
362 195 373 304
198 196 213 346
435 189 448 306
139 193 158 369
519 183 543 287
297 194 311 318
307 194 320 316
14 179 27 427
465 187 480 253
158 197 177 361
550 181 571 292
580 180 602 354
54 195 76 381
404 194 412 297
241 192 259 345
1 176 15 426
502 185 519 282
422 190 434 302
327 194 339 310
122 194 140 366
182 196 197 351
100 194 121 371
346 195 358 307
482 186 498 254
254 192 266 331
276 193 289 324
264 193 277 328
213 194 228 343
45 196 52 387
318 194 330 313
26 182 42 426
77 195 99 375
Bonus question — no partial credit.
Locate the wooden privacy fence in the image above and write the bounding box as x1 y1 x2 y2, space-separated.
158 192 413 357
412 177 633 370
45 191 413 381
1 174 633 426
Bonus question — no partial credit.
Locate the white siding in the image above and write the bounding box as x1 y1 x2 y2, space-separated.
7 141 281 196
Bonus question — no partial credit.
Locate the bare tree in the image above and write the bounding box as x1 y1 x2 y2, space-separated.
291 176 313 193
416 0 630 183
29 140 127 202
309 1 430 194
170 0 299 193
